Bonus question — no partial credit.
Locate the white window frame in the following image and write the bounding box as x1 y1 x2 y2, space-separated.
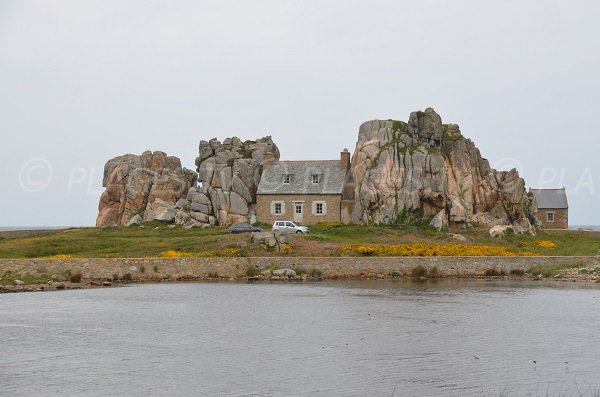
547 211 555 222
312 174 320 184
312 201 327 216
271 201 285 215
291 201 304 216
283 174 291 184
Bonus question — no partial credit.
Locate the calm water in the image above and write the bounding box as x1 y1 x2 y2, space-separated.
2 280 600 397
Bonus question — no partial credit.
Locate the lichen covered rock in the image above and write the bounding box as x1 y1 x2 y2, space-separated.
349 108 536 232
96 151 197 227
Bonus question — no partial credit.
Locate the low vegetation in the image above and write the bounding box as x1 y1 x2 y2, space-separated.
410 265 440 279
340 243 537 257
484 268 506 277
245 265 261 277
1 270 50 285
410 265 428 278
527 264 584 278
0 222 598 258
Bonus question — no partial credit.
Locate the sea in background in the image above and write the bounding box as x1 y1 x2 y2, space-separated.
571 225 600 231
0 226 74 231
2 280 600 397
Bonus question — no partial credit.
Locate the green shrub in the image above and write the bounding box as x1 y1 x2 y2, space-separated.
207 271 219 279
484 268 506 277
122 273 132 282
411 265 427 278
309 268 323 278
510 269 525 276
139 265 145 273
69 273 82 283
153 265 159 273
246 265 260 277
429 266 439 278
485 268 500 277
294 267 307 276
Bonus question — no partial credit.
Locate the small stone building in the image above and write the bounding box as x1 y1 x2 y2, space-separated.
256 150 353 225
529 188 569 229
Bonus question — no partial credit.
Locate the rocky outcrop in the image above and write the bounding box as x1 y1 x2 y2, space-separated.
349 108 536 232
96 151 197 227
182 136 279 226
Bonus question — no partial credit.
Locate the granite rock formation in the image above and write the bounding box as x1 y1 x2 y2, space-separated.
349 108 536 232
182 136 280 226
96 151 197 227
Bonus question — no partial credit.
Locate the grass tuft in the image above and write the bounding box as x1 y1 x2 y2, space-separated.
246 265 260 277
411 265 428 278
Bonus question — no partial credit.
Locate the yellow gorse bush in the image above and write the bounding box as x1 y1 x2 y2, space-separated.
159 250 193 258
159 249 243 258
340 243 538 257
535 240 557 250
42 254 81 259
220 248 243 257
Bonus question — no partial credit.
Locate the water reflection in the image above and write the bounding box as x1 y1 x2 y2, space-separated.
2 280 600 396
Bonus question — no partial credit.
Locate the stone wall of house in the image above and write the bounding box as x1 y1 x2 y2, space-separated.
1 256 598 282
256 194 342 225
538 208 568 229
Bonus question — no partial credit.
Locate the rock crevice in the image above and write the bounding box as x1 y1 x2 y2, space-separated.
186 136 279 226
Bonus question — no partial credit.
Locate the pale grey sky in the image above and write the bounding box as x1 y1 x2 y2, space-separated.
1 0 598 226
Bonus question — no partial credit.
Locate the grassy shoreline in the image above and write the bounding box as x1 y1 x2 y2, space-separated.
1 222 599 259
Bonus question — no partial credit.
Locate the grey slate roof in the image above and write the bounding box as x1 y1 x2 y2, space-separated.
257 160 347 195
530 188 569 209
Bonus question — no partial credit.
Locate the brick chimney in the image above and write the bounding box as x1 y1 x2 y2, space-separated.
340 148 350 171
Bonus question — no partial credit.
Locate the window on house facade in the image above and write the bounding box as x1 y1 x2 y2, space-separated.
283 174 291 184
271 201 285 215
312 201 326 215
547 212 555 222
312 174 319 184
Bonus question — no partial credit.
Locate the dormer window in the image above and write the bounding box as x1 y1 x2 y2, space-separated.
312 174 320 184
283 174 291 184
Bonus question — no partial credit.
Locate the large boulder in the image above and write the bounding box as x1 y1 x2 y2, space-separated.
96 151 197 227
190 136 279 226
349 108 537 230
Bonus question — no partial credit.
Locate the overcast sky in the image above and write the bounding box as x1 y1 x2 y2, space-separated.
1 0 599 227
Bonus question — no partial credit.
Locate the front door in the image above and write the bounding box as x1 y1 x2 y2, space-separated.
293 202 303 224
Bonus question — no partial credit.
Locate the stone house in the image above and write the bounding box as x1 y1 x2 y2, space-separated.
529 188 569 229
256 150 354 225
